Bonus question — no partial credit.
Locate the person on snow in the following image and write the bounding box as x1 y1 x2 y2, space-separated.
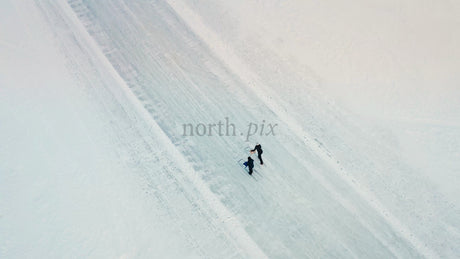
244 156 254 175
251 143 263 165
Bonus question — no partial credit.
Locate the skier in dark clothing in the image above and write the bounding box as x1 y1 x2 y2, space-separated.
251 144 263 165
245 157 254 175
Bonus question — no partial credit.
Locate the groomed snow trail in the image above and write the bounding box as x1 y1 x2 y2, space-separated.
57 0 431 257
1 0 459 258
47 0 459 257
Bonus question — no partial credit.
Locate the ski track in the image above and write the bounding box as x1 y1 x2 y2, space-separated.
70 0 425 257
51 0 268 258
30 0 447 257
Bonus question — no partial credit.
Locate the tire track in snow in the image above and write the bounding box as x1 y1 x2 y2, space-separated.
56 0 268 258
163 0 439 258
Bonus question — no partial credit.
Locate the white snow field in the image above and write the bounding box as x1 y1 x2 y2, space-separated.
1 0 459 258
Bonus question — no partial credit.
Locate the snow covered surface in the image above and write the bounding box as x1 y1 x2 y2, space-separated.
1 0 459 258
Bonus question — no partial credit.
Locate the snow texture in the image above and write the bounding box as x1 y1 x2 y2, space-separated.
1 0 459 258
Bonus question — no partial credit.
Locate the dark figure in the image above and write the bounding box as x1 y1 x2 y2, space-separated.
251 144 264 165
246 157 254 175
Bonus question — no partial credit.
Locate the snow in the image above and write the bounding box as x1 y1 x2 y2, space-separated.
1 0 459 258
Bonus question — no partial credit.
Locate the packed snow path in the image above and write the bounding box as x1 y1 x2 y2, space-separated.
1 0 459 258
